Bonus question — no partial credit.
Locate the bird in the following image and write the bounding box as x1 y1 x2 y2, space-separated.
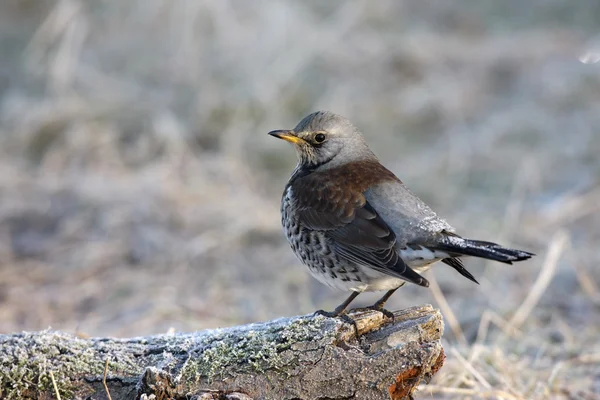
268 111 534 317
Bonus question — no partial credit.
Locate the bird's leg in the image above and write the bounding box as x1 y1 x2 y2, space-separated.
314 291 362 335
315 291 360 318
371 288 398 310
367 284 404 319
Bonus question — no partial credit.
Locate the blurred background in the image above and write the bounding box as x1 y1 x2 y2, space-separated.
0 0 599 398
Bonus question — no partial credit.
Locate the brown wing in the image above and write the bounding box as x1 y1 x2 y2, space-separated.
290 168 429 287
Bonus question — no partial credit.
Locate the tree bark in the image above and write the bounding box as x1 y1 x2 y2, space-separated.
0 304 444 400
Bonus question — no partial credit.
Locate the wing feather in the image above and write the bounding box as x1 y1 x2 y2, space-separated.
290 172 429 287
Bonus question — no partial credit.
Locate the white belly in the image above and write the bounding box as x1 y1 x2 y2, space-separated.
359 265 424 292
400 247 448 268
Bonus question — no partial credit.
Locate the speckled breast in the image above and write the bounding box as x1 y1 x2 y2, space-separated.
280 186 363 289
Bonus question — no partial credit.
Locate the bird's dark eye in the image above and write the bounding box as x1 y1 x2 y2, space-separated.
314 133 326 143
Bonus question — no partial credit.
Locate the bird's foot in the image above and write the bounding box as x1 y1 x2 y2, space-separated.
313 309 339 318
361 304 395 321
314 309 355 325
314 309 359 334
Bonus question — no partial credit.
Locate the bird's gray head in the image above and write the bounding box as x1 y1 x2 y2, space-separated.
268 111 377 170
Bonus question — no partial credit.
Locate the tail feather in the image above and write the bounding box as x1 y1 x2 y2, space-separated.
442 257 479 284
434 235 534 264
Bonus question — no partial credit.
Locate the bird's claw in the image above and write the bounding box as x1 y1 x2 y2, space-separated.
354 305 395 321
313 309 339 318
372 307 395 320
314 309 359 335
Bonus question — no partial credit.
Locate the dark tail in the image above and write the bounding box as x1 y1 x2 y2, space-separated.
441 257 479 284
434 235 535 265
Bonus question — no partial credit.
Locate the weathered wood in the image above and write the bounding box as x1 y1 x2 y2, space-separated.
0 305 444 400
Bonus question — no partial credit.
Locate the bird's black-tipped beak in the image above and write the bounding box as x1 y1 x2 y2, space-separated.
268 130 305 145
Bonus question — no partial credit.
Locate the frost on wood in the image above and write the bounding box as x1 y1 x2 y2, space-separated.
0 305 444 400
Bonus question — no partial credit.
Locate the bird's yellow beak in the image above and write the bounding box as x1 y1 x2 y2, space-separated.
268 130 305 145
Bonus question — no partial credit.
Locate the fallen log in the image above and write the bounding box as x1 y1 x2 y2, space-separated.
0 304 444 400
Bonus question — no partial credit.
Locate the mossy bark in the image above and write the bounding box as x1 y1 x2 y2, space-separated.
0 305 444 400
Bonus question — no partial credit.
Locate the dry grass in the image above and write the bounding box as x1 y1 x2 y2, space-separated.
0 1 599 398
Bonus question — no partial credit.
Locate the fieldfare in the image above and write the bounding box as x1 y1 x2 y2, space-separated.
269 111 533 316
